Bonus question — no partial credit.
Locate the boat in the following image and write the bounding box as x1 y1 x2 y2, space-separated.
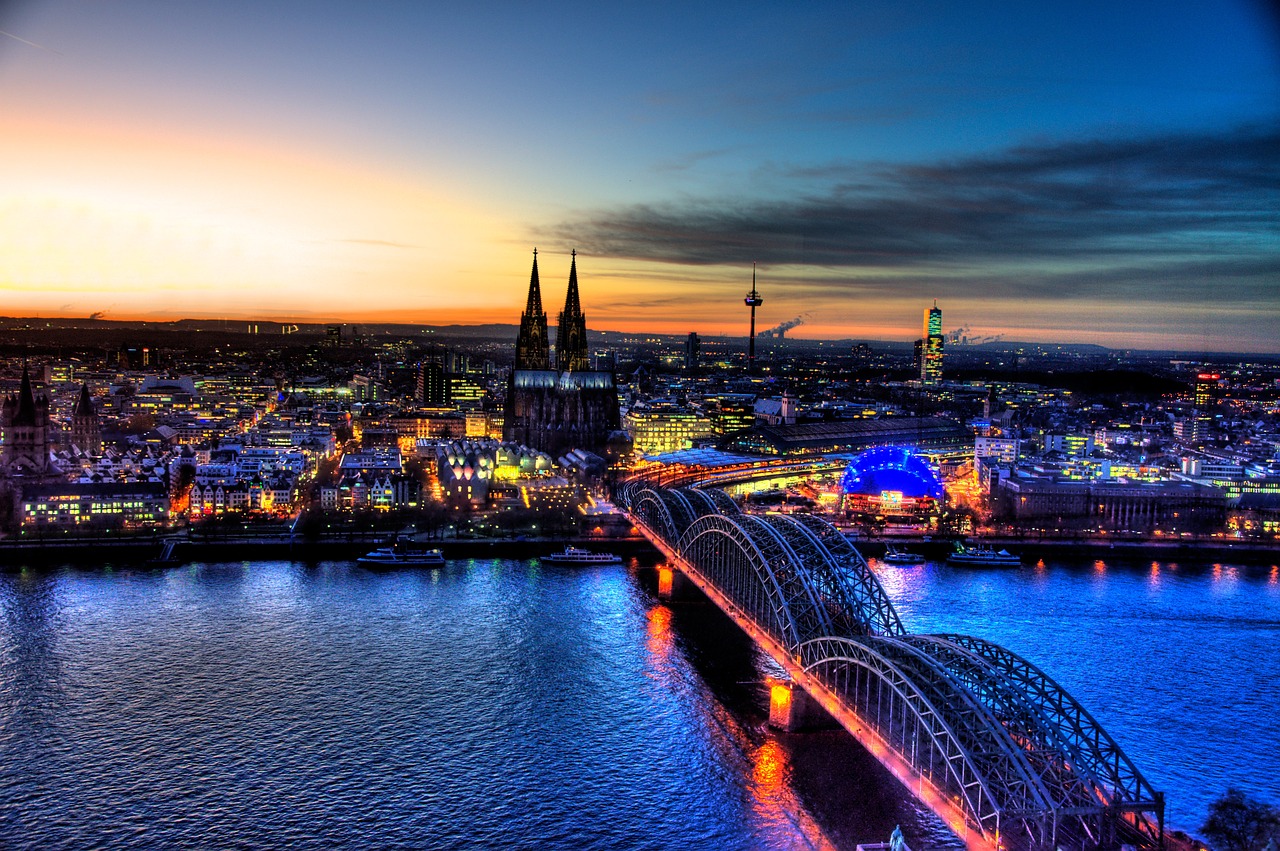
946 543 1021 567
882 547 925 564
357 546 445 567
541 546 623 565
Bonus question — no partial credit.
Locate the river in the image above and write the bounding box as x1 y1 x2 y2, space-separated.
0 554 1275 849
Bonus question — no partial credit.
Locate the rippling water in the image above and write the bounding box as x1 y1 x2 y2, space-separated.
876 556 1280 834
0 558 950 851
1 554 1275 849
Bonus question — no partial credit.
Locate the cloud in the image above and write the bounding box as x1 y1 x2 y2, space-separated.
553 124 1280 305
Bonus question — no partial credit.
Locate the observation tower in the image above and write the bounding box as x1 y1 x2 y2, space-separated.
744 263 763 373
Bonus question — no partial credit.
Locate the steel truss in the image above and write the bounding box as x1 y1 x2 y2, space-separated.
620 480 1163 849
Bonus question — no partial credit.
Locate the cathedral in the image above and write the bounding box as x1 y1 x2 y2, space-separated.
504 250 619 458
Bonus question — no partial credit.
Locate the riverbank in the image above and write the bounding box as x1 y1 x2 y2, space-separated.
0 534 662 569
857 536 1280 565
4 528 1279 569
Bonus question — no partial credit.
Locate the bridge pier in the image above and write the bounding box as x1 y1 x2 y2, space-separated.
656 565 696 601
767 678 835 732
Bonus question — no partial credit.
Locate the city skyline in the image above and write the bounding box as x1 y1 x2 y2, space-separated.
0 2 1278 350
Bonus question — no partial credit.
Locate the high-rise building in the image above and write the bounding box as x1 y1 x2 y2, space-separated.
417 359 449 407
1194 372 1220 412
919 300 944 385
685 332 700 373
506 250 620 457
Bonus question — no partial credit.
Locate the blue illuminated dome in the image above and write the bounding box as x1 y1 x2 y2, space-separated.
839 446 944 500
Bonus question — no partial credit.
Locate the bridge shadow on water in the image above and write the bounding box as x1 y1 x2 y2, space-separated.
633 565 964 851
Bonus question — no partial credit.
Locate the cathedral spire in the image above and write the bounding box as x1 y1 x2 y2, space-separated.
556 250 590 372
515 248 550 370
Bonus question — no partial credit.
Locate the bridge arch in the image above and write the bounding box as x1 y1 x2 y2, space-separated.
788 513 906 637
676 513 817 653
798 635 1005 839
933 634 1163 844
628 484 680 542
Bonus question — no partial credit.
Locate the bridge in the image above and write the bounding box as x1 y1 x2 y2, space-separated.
619 480 1166 851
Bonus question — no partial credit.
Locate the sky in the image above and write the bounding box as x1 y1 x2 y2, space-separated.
0 0 1277 350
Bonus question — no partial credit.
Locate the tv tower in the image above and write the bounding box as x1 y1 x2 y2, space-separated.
744 262 763 373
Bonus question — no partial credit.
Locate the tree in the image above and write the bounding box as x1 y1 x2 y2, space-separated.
1201 788 1280 851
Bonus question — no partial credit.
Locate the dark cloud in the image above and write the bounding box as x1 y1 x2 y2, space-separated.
553 125 1280 301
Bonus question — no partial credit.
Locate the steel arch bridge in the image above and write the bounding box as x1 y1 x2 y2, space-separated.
619 480 1164 851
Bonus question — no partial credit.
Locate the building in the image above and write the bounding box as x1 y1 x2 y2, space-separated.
2 365 55 479
704 394 756 436
20 481 169 529
417 360 449 406
723 416 971 458
685 332 700 373
624 400 715 456
505 250 620 458
70 383 103 456
975 435 1020 464
918 301 944 385
995 475 1226 533
1194 372 1220 411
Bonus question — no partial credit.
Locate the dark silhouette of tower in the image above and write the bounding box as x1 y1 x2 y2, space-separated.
506 250 619 457
556 250 590 372
515 249 550 370
744 263 763 373
685 332 700 373
71 383 102 455
2 364 54 476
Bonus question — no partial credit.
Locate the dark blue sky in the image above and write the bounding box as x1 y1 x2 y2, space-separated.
1 1 1277 349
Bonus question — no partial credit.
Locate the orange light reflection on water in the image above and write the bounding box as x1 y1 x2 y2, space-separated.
644 603 676 680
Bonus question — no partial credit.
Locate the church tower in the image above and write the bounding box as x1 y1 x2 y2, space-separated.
555 250 590 373
515 249 550 370
71 383 102 456
2 363 53 476
506 251 619 457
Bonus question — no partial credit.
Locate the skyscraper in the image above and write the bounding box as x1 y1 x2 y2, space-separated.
685 332 700 373
417 359 449 407
920 300 944 386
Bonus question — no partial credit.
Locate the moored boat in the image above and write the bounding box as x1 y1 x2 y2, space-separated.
541 546 623 565
882 547 925 564
946 544 1020 567
357 546 446 567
